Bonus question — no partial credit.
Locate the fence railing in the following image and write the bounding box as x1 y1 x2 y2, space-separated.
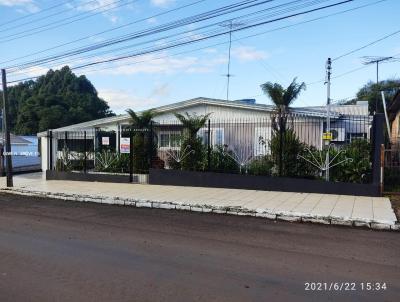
47 114 373 184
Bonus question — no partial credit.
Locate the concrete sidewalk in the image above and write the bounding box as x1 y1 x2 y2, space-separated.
0 172 398 230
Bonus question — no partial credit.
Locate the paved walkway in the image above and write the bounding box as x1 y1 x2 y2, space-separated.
0 173 398 230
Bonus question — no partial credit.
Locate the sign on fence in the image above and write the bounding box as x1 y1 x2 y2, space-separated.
102 136 110 145
322 132 332 141
120 137 130 153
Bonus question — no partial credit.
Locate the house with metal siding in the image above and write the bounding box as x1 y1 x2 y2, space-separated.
37 97 370 171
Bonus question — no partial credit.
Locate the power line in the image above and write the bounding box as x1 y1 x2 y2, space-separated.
7 0 351 73
333 26 400 61
0 0 102 33
0 0 207 66
72 0 355 70
0 0 79 28
7 0 357 83
0 0 139 43
5 0 281 70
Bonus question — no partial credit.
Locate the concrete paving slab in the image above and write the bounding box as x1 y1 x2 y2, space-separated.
0 172 397 230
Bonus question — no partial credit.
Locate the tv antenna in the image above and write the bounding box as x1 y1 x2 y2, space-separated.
362 56 399 112
220 20 244 101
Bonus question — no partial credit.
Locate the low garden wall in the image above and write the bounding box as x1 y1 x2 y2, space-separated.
149 169 380 197
46 170 140 183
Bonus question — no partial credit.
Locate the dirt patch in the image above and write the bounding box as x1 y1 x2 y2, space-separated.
389 195 400 221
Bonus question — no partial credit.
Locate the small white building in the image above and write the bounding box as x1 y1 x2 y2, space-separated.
37 97 370 172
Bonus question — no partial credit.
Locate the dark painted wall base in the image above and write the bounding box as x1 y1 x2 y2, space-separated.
46 170 136 183
149 169 380 197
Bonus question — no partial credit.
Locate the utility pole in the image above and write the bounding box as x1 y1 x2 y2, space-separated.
362 56 397 113
1 69 13 187
325 58 332 182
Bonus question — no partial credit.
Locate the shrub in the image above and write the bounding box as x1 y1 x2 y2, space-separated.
179 136 206 171
331 139 371 183
209 145 239 173
248 155 273 176
270 128 317 178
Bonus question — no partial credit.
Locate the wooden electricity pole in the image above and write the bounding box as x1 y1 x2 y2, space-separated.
2 69 13 187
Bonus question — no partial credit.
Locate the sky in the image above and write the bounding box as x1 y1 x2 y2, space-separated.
0 0 399 114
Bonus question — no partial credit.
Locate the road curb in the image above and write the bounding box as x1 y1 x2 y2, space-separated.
0 188 398 232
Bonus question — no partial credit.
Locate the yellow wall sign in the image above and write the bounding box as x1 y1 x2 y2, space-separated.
323 132 332 140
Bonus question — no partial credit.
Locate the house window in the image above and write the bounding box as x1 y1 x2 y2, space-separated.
198 128 224 146
346 132 366 143
159 132 181 148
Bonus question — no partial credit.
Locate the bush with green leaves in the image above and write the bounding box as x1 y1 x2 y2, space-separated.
331 139 371 183
209 145 239 173
94 151 131 173
174 112 210 171
179 136 206 171
248 155 274 176
301 139 372 183
270 128 318 178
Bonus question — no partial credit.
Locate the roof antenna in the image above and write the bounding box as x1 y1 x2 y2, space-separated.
220 20 244 101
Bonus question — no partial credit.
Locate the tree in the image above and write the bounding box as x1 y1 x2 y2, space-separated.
350 79 400 114
260 78 306 176
127 109 158 173
1 66 114 134
260 78 306 130
174 112 211 171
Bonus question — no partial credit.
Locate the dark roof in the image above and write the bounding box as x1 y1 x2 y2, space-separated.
388 90 400 121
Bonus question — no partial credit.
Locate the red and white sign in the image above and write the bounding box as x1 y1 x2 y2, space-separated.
120 137 130 153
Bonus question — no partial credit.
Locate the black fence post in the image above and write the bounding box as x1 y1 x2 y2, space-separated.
372 113 385 187
0 146 4 176
84 131 87 173
207 119 211 171
279 117 283 177
49 130 53 171
148 121 153 170
129 128 133 182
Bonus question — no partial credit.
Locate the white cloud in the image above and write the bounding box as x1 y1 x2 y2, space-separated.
232 46 268 62
89 52 227 76
147 17 157 24
0 0 39 13
150 0 175 7
76 0 122 23
202 48 218 54
97 88 161 113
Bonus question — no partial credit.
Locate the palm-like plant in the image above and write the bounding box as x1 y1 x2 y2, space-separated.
173 112 211 171
126 109 158 173
174 112 211 138
260 78 305 176
126 109 157 129
260 78 306 115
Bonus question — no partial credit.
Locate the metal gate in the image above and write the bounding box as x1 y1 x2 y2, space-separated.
382 146 400 194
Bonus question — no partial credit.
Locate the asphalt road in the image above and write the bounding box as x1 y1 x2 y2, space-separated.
0 193 399 302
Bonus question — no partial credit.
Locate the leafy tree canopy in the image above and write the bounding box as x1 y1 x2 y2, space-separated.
1 66 114 134
345 78 400 114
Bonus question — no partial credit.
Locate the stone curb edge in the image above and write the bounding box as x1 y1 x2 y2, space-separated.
1 188 398 232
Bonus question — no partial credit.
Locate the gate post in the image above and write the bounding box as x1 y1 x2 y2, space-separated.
84 131 87 173
380 144 385 194
372 114 385 189
49 130 53 170
207 119 211 171
129 128 133 183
